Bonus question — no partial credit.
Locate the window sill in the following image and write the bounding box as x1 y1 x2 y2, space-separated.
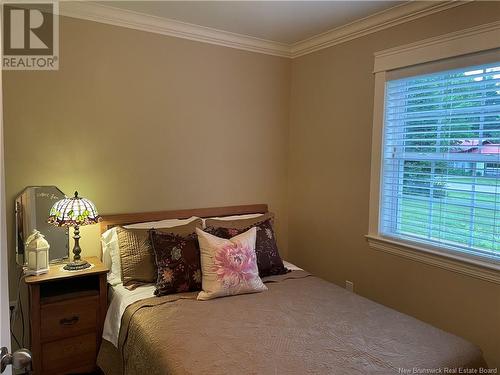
365 235 500 284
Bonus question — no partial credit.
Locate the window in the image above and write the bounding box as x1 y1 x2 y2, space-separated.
368 24 500 278
380 62 500 263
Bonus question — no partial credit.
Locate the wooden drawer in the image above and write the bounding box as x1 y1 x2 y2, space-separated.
40 294 98 342
41 332 96 374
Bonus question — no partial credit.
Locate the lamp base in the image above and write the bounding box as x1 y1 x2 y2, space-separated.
63 259 91 271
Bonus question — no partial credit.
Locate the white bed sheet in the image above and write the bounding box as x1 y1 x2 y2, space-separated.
282 260 302 271
102 260 303 348
103 283 156 347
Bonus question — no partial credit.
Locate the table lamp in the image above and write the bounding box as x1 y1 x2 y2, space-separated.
48 191 100 270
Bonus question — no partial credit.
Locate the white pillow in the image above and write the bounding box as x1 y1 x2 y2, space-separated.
124 217 199 229
101 228 121 286
101 216 201 285
201 213 264 228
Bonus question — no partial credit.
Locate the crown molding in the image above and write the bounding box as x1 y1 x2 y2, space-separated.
290 1 468 58
59 2 292 58
59 1 469 59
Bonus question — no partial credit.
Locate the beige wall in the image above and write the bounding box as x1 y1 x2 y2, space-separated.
288 1 500 367
3 16 290 295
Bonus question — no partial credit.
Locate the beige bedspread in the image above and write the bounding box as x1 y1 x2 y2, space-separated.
100 271 486 375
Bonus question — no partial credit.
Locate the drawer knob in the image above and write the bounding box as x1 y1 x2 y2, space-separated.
59 316 79 326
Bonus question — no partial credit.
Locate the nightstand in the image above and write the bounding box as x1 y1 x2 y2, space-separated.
25 257 108 375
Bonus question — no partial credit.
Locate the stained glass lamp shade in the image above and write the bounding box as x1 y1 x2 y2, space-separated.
48 191 100 270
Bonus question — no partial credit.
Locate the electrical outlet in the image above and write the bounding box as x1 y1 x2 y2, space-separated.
9 300 18 319
345 280 354 292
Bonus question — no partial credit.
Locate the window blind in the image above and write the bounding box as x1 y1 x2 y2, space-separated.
380 61 500 262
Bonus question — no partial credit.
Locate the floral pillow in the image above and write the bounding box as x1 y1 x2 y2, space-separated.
149 230 202 296
195 227 267 300
205 217 288 277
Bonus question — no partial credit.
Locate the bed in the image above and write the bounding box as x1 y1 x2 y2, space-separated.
96 204 487 375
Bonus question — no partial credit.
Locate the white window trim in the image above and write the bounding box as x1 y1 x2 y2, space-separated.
367 20 500 284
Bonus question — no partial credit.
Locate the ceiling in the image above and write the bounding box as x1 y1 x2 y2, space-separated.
96 1 406 44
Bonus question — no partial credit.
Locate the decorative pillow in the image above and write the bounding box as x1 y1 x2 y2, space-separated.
205 213 288 277
116 218 203 290
196 227 267 300
101 217 201 286
116 227 157 290
149 230 202 296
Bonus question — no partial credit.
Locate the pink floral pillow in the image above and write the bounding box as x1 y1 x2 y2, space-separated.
196 227 267 300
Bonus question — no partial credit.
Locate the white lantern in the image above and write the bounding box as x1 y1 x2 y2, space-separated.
25 230 50 276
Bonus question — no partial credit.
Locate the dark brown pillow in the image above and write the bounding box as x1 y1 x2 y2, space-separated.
205 214 288 277
116 218 203 290
149 230 202 296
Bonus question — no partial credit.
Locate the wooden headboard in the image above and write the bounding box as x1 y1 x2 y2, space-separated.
99 204 268 234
